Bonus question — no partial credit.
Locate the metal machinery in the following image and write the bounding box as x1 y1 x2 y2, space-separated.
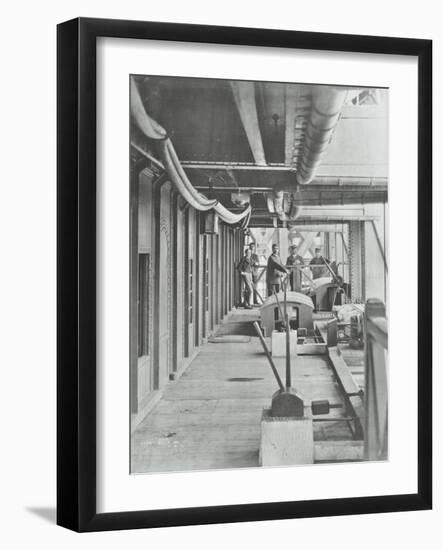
313 280 342 311
254 285 305 418
259 291 314 337
325 303 365 348
254 292 388 463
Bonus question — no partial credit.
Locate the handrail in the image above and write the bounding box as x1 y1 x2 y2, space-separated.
364 298 388 461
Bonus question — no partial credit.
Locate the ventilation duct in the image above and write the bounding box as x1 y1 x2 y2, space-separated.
296 87 348 185
269 192 302 222
131 78 251 225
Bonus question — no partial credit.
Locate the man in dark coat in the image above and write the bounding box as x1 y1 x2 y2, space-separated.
237 248 254 309
309 247 329 279
286 245 304 291
267 244 288 296
249 242 260 304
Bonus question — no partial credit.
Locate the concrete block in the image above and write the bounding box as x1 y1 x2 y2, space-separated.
271 330 298 357
260 409 314 466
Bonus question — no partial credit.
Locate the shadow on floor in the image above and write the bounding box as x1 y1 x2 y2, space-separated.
26 506 56 524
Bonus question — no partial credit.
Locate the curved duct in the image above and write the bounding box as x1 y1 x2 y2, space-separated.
164 140 216 210
159 141 215 212
159 140 251 224
267 194 276 214
296 87 348 185
131 77 251 225
273 191 287 221
130 78 168 140
289 201 302 220
270 192 302 222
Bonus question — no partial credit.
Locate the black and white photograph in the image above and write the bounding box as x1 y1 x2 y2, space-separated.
0 0 438 544
129 75 389 474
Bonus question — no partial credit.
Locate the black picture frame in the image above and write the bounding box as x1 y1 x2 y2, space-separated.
57 17 432 532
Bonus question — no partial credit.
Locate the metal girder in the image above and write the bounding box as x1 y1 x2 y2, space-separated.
288 224 350 232
298 232 318 257
370 220 388 274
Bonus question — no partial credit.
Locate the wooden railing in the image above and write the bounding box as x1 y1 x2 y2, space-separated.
364 298 388 461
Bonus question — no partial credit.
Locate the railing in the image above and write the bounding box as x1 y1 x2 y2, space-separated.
364 298 388 461
245 262 341 304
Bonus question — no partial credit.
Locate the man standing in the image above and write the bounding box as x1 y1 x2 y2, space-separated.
286 245 304 291
249 242 260 305
309 247 329 279
237 248 254 309
267 244 288 296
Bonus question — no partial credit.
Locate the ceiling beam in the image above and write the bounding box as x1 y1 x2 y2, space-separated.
250 215 378 222
183 162 289 170
288 224 350 232
230 82 267 166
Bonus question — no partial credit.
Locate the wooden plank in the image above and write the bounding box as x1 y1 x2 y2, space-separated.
329 347 361 396
297 343 328 355
328 346 364 438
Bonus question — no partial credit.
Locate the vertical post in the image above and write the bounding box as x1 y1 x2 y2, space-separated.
284 280 291 389
130 161 141 413
172 193 178 373
279 227 289 261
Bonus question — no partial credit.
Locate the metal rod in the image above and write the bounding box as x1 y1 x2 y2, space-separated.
283 278 292 389
370 220 389 274
319 257 342 286
252 322 285 392
130 141 165 170
293 265 315 286
255 289 265 304
272 289 286 330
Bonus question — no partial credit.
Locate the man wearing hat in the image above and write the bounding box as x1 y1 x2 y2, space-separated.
286 245 304 291
309 248 329 279
237 247 254 309
249 242 260 305
266 244 289 296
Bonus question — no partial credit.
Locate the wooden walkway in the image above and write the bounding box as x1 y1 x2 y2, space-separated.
131 308 353 474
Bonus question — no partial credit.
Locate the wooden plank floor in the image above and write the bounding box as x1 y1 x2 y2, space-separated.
131 309 353 474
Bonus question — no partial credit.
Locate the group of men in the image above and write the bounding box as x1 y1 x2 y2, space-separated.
237 242 331 309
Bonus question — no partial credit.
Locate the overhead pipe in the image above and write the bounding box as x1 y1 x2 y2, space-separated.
130 77 168 140
270 191 302 222
159 141 215 212
267 194 276 214
296 87 348 185
160 140 251 224
273 191 287 221
165 140 217 209
131 77 251 225
288 197 302 220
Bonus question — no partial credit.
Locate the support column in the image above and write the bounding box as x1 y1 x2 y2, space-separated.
349 221 363 302
129 161 142 413
363 204 387 302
